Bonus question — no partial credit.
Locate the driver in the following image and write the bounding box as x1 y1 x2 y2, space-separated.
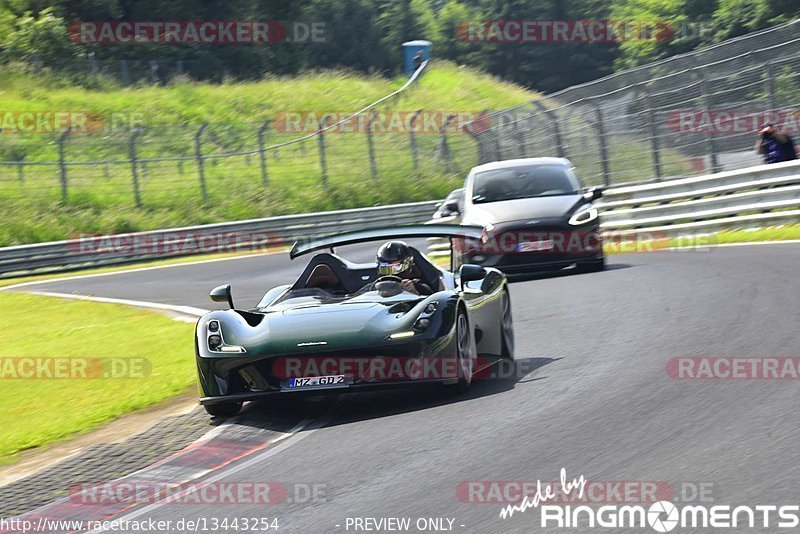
376 241 433 296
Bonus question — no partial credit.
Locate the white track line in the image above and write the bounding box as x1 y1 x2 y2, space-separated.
23 290 209 319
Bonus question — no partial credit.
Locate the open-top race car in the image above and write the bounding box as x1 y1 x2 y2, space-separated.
195 225 515 416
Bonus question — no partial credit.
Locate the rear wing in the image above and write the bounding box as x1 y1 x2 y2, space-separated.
289 224 484 259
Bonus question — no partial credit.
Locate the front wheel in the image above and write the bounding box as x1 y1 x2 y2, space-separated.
578 256 606 273
448 309 475 394
204 401 242 418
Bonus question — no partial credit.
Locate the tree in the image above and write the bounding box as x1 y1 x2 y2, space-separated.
2 7 81 66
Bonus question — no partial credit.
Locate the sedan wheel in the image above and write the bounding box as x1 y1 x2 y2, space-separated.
501 290 515 359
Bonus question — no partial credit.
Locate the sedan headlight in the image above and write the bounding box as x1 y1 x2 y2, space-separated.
568 205 599 226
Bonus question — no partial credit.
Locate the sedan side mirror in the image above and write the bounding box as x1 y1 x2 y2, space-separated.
586 186 604 201
210 284 234 309
459 264 487 287
441 198 460 216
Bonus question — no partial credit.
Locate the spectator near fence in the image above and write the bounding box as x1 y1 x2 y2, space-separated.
755 123 797 164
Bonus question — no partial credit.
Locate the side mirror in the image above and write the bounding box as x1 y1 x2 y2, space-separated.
441 198 460 216
459 264 487 286
210 284 234 309
586 186 604 201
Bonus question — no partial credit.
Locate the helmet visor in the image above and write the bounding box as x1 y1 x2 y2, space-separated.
377 257 412 276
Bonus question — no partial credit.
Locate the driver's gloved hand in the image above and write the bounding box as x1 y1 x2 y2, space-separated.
400 279 420 295
413 280 434 296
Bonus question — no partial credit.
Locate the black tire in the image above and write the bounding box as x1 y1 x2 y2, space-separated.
578 256 606 273
448 308 475 394
500 289 515 359
204 401 242 418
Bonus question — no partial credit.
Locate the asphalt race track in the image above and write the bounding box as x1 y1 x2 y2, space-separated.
10 243 800 533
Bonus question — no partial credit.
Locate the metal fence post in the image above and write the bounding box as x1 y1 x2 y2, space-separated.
88 52 98 77
258 120 271 185
594 106 611 186
129 127 144 207
437 114 456 173
409 109 422 173
194 122 209 201
17 159 24 184
551 114 566 159
119 60 130 85
533 101 566 158
58 127 71 202
317 115 330 186
366 111 378 180
699 74 721 173
765 61 778 110
644 91 663 181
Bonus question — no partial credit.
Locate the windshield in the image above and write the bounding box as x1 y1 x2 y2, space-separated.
471 164 580 204
267 283 419 309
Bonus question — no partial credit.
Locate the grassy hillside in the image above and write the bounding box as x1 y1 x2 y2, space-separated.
0 63 535 246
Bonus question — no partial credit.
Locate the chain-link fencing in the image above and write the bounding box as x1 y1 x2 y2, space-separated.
466 20 800 187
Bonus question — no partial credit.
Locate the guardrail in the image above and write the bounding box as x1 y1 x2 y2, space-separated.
0 201 438 277
599 159 800 236
2 160 799 277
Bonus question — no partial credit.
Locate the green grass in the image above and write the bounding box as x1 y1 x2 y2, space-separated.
681 225 800 246
0 292 196 462
606 224 800 253
0 62 536 246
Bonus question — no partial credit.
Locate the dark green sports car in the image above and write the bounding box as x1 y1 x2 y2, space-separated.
195 225 515 417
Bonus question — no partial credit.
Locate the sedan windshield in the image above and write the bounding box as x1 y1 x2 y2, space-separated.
471 164 580 204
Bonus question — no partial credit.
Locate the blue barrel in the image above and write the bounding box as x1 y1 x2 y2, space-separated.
403 40 432 77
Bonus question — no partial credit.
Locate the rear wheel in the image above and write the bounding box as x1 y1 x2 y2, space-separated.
500 290 515 359
204 401 242 418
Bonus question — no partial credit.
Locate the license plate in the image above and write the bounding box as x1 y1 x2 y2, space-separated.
517 239 554 252
282 374 349 391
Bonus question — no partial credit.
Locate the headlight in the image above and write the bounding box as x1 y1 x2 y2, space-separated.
413 301 438 332
481 223 495 244
208 335 222 349
568 206 599 226
206 322 246 353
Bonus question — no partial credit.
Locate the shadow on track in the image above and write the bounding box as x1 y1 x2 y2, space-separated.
507 262 633 284
228 356 560 431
